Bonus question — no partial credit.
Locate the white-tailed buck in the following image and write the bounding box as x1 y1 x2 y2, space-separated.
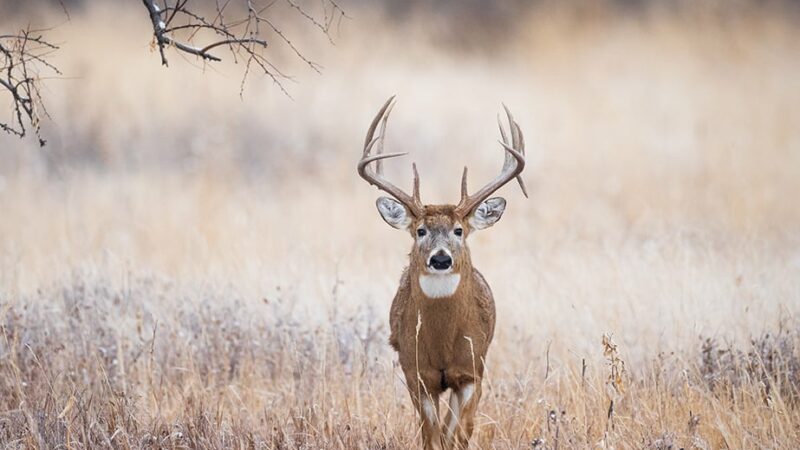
358 96 527 450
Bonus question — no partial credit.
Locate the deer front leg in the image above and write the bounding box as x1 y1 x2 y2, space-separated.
406 372 445 450
418 394 444 450
443 382 481 450
409 389 444 450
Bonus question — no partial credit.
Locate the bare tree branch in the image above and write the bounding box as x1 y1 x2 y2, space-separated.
141 0 346 95
0 28 61 146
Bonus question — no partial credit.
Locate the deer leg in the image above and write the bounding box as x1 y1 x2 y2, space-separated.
449 382 481 450
442 388 460 449
421 395 444 450
406 375 444 450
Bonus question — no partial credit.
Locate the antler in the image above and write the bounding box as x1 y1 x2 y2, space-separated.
357 96 424 217
454 104 528 217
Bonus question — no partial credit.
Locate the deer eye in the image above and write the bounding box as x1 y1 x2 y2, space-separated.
416 228 427 237
454 228 463 237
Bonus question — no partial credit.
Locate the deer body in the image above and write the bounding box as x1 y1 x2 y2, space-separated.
391 262 495 449
358 97 527 450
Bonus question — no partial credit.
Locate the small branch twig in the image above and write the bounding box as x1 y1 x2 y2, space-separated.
0 28 61 146
141 0 347 96
142 0 267 65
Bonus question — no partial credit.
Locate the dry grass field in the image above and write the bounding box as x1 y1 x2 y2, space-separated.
1 1 799 448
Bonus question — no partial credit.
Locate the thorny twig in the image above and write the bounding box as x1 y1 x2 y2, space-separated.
141 0 347 96
0 28 60 146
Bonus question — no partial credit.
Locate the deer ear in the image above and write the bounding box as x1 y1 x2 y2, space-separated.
468 197 506 230
376 197 412 230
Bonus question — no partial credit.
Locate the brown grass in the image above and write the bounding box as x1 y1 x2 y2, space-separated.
1 2 799 448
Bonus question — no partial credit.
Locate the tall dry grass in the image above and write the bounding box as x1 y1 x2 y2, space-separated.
1 2 799 448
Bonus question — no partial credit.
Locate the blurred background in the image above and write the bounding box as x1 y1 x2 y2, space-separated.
0 1 799 446
3 0 800 350
2 0 799 353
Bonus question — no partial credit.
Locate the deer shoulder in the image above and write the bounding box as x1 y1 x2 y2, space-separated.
389 267 412 352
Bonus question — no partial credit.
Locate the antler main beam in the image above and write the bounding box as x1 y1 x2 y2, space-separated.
357 96 424 217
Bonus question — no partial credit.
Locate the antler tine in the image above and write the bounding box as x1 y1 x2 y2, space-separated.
503 104 529 198
460 166 469 199
412 163 421 204
375 98 396 176
497 113 510 147
363 96 395 149
455 105 528 217
358 96 424 217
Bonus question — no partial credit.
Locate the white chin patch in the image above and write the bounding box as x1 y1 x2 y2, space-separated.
418 274 461 298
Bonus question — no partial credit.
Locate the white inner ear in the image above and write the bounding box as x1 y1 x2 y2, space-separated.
376 197 411 230
468 197 506 230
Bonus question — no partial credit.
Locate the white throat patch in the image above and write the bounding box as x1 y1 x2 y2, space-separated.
418 274 461 298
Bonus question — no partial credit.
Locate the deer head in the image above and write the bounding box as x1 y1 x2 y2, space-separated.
358 96 527 298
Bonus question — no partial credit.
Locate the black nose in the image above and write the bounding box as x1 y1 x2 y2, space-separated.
429 253 452 270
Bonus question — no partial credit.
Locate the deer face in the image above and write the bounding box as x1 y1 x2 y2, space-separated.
376 197 507 275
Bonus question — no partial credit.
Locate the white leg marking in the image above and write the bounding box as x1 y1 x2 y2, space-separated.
460 383 475 407
418 274 461 298
446 390 460 440
422 398 437 424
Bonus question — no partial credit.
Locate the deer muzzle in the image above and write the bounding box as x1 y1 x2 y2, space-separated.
428 249 453 271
